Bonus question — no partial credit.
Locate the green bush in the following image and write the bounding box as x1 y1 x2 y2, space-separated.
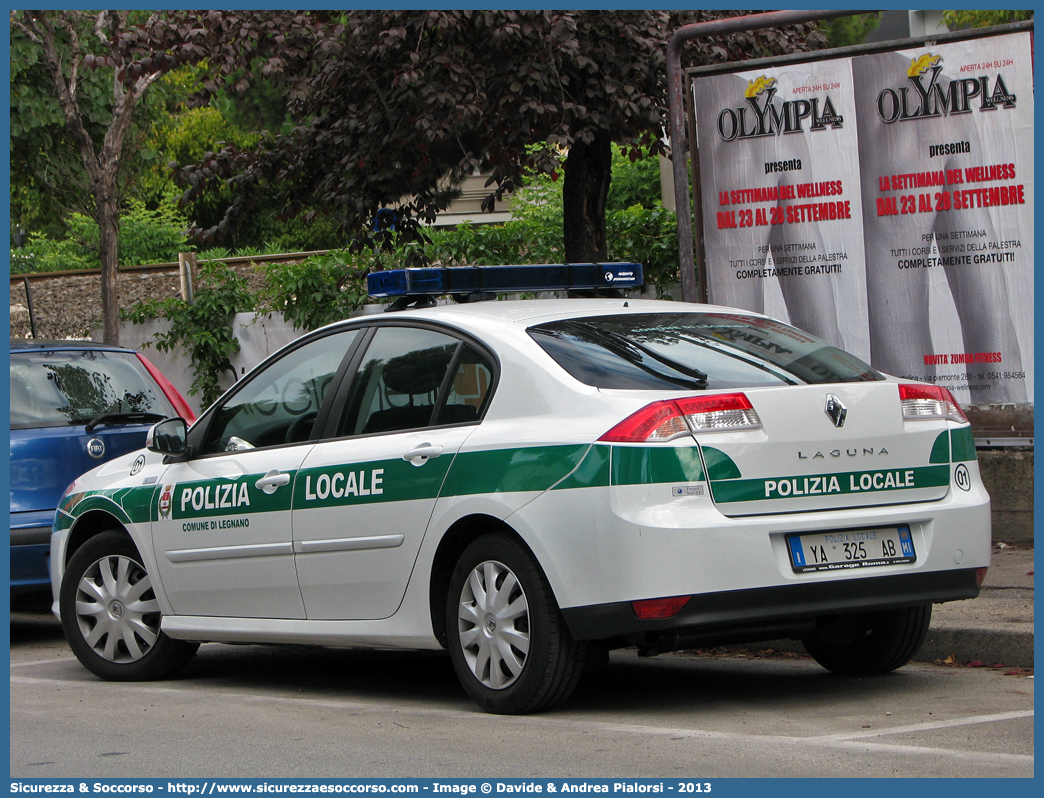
426 156 678 293
68 190 190 267
12 232 97 273
123 260 252 407
258 250 370 331
11 189 191 274
607 204 679 294
608 148 665 214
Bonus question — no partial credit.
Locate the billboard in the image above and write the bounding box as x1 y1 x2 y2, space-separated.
692 31 1033 404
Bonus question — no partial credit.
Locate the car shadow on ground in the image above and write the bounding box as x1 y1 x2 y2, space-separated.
174 638 920 715
10 606 65 646
569 649 923 714
12 607 923 716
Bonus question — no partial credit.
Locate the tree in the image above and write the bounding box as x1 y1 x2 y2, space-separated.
11 11 185 343
9 14 174 243
179 10 822 265
943 10 1033 29
10 10 317 343
819 13 882 48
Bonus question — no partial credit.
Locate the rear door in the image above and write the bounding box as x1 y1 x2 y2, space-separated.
292 325 495 620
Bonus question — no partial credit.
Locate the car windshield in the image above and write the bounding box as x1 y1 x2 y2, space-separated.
9 349 175 429
528 312 883 390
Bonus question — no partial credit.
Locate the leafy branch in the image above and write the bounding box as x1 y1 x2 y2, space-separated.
122 260 251 407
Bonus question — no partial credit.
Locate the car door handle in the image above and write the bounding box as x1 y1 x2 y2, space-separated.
403 443 443 466
255 470 291 493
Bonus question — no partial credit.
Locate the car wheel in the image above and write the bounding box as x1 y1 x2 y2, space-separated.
446 533 587 714
60 530 198 681
803 604 932 675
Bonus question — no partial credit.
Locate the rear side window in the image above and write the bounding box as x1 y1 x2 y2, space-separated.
528 313 882 390
435 344 495 426
9 349 176 429
338 327 461 437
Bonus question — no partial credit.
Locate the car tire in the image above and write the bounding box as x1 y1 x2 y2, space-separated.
446 533 587 714
60 530 199 681
803 604 932 675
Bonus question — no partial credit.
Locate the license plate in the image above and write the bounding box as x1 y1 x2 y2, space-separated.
787 525 915 573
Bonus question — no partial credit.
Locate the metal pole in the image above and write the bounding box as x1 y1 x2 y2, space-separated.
22 277 38 339
667 10 871 303
178 252 197 304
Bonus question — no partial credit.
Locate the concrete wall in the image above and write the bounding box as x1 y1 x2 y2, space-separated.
978 449 1035 545
112 313 299 418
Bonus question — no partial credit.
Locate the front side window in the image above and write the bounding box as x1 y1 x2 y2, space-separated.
204 329 359 454
338 327 466 437
10 349 175 429
528 313 882 390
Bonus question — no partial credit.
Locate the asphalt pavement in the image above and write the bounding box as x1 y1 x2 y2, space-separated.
918 542 1035 668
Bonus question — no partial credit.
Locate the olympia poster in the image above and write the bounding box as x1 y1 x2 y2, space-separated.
691 31 1033 404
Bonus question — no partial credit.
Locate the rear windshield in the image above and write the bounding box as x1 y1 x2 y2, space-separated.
10 349 175 429
528 313 882 390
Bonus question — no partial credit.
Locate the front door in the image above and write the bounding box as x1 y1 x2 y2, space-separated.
151 328 361 618
152 448 308 618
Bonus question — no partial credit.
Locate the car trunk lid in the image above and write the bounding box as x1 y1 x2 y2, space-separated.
697 382 954 517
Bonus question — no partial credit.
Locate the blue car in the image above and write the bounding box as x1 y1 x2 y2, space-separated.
9 339 195 602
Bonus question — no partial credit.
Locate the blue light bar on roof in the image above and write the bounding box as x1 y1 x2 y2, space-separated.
367 262 643 298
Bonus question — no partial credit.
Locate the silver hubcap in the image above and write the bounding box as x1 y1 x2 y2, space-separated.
457 560 530 690
74 554 160 663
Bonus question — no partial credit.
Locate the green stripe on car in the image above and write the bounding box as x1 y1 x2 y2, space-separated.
552 443 707 490
950 427 977 462
295 457 451 508
610 444 705 486
701 446 742 480
930 431 951 464
442 444 590 496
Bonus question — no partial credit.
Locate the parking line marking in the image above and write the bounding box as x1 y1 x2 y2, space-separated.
9 657 70 668
10 674 1033 768
805 709 1035 742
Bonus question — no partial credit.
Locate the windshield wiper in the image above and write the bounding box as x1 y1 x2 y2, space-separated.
83 412 168 432
670 331 799 386
566 322 709 390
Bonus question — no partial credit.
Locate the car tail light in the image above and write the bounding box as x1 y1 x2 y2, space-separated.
899 384 967 423
632 595 692 619
137 353 197 423
599 393 761 443
599 400 689 442
975 567 988 587
676 393 761 432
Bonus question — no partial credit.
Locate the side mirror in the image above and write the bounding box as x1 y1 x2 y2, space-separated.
147 417 188 456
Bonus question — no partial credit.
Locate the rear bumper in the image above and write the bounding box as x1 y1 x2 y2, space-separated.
562 567 981 644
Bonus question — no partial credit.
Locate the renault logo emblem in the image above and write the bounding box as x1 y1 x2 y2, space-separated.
825 394 847 428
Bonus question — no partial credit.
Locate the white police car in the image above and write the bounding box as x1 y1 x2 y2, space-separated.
51 263 990 714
